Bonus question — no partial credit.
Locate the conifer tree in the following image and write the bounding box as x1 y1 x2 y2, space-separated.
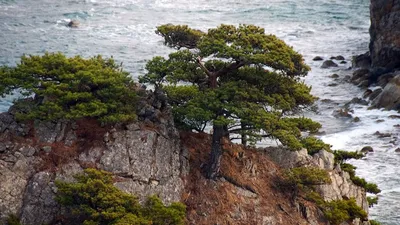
0 53 138 123
142 24 320 179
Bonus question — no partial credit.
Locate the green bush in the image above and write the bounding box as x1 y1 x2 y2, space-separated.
367 196 378 207
323 198 367 225
300 136 331 155
340 163 381 194
0 53 138 123
370 220 382 225
55 168 186 225
285 166 331 188
333 150 364 164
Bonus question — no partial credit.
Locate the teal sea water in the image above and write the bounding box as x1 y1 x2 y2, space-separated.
1 0 399 223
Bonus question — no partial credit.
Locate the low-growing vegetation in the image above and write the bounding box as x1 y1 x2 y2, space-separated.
55 168 186 225
367 196 379 207
283 166 368 225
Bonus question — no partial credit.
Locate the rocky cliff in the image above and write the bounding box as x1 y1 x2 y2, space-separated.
0 90 372 225
369 0 400 69
0 91 189 225
350 0 400 110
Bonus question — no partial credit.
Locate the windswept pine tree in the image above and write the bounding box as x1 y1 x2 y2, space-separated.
0 53 138 123
140 24 321 179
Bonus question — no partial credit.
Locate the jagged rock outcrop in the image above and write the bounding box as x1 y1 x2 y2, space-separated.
369 0 400 69
263 147 369 224
0 90 188 225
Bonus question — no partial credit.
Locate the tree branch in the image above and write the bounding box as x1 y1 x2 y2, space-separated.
196 57 213 77
215 60 246 78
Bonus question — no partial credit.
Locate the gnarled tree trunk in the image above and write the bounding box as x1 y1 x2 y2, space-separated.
206 125 224 179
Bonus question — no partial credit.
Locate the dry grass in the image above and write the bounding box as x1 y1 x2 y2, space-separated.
180 131 325 225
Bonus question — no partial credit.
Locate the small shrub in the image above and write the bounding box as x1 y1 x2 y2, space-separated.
285 166 332 188
322 198 367 225
333 150 364 164
370 220 382 225
55 168 186 225
367 196 378 207
301 136 331 155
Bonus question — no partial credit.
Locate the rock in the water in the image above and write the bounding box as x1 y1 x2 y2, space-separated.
330 55 345 60
333 109 353 118
353 117 361 123
369 88 382 101
313 56 324 61
351 69 370 83
377 72 396 88
321 60 338 68
395 148 400 153
370 0 400 69
329 74 339 78
360 146 373 153
373 131 391 138
340 60 347 64
363 89 373 99
389 115 400 119
352 52 371 69
67 20 80 28
372 75 400 110
344 97 368 107
328 83 338 87
357 80 369 88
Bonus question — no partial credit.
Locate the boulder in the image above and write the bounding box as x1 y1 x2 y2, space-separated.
333 109 353 118
67 20 80 28
313 56 324 61
329 74 339 78
351 69 370 83
360 146 373 153
352 52 371 69
330 55 345 60
344 98 369 108
373 131 391 138
370 0 400 69
321 60 338 68
372 75 400 110
363 89 373 99
369 88 382 101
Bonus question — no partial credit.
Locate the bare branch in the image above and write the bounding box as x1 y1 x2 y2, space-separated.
196 57 213 77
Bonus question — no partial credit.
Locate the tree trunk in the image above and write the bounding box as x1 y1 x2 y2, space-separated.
241 122 247 146
206 125 224 179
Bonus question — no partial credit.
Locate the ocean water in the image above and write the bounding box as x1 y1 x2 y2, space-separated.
1 0 399 223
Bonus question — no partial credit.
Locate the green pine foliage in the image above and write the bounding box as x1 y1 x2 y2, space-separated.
55 168 186 225
285 167 332 188
323 198 367 225
367 196 378 207
140 24 319 150
0 53 138 123
370 220 382 225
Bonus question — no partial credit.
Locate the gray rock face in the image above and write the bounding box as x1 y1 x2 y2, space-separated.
370 0 400 69
372 74 400 110
263 148 369 216
0 91 188 224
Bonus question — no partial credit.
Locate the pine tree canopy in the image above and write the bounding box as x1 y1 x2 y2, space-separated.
140 24 320 150
0 53 138 123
